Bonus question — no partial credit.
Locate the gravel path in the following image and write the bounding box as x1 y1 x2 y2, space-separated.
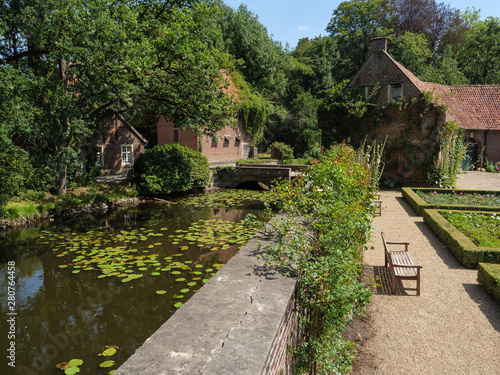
354 172 500 374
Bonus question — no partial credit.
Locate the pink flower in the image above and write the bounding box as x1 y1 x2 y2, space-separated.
424 196 428 199
452 191 455 194
433 191 438 194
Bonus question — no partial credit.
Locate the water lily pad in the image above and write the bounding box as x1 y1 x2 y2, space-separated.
174 302 183 308
68 359 83 367
180 288 190 293
187 281 197 287
173 294 184 299
175 278 186 282
64 367 80 375
156 290 167 295
99 360 115 368
151 272 160 276
102 348 116 357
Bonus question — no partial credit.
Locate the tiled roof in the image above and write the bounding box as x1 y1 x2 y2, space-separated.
391 57 500 130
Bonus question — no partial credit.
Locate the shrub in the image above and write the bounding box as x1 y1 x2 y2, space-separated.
133 144 210 195
262 143 376 374
0 146 34 201
268 142 294 163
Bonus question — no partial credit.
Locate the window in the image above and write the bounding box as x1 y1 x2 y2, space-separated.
389 84 403 102
121 145 133 165
96 147 103 167
173 129 179 143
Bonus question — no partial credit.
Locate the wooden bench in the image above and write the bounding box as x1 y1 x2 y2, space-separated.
381 232 422 296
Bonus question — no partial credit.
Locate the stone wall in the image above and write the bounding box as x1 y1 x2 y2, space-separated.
114 221 298 375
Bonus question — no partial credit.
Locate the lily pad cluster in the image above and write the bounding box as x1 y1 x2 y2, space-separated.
175 189 276 208
167 218 263 250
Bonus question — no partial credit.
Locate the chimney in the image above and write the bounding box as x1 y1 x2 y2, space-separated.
370 37 388 53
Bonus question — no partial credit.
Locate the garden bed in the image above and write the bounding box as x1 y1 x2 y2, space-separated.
402 187 500 216
422 209 500 268
477 263 500 306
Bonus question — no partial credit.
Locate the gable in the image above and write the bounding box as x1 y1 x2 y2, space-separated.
347 38 500 131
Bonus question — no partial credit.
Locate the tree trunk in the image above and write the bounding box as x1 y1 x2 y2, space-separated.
58 163 67 195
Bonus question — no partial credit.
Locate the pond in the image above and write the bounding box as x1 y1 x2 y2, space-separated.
0 190 273 375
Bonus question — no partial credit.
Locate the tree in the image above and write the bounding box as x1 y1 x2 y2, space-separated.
217 3 291 98
382 0 460 52
390 32 432 77
290 36 341 97
326 0 388 80
0 0 234 194
459 17 500 84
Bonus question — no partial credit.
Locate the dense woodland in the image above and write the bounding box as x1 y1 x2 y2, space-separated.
1 0 500 201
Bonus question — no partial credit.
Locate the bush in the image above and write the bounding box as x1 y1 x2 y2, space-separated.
0 146 34 200
133 144 210 195
268 142 294 163
263 143 376 374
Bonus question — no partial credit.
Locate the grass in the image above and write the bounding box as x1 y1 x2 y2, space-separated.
440 211 500 248
416 190 500 207
1 183 137 221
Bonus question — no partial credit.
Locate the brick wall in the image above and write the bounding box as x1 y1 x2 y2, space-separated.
262 295 298 375
157 116 247 165
486 130 500 164
98 116 146 173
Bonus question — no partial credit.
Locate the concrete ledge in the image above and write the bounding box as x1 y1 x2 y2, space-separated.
115 225 297 375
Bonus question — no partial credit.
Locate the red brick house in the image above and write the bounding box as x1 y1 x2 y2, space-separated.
346 37 500 183
96 115 148 174
157 117 249 166
157 72 251 165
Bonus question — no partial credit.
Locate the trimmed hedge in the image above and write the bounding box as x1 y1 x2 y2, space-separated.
478 263 500 305
423 209 500 268
402 187 500 216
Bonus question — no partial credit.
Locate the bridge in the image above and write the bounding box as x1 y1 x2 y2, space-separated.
211 164 308 189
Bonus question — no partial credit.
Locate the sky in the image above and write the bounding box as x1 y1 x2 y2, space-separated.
225 0 500 49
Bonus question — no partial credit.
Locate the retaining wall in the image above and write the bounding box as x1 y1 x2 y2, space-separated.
115 223 298 375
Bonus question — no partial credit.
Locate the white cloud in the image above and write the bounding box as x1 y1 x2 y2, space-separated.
297 25 310 31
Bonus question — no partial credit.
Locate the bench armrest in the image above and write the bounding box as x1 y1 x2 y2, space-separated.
386 241 410 246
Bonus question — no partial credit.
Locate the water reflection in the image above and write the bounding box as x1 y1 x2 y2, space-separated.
0 194 269 374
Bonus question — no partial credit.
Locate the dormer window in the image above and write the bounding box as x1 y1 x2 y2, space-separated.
389 84 403 102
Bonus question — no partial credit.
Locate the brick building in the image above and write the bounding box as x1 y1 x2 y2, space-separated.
157 117 249 166
96 115 148 174
157 71 251 166
346 37 500 184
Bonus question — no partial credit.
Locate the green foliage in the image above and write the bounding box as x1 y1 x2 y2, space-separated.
218 3 291 97
268 142 294 163
459 17 500 84
416 190 500 208
428 121 466 188
0 146 34 204
390 32 432 77
478 263 500 304
262 143 376 374
133 144 210 195
1 0 235 194
441 211 500 248
231 71 268 145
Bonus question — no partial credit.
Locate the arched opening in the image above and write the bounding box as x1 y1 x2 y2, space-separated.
462 138 478 170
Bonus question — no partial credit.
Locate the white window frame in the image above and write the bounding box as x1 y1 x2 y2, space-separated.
121 144 133 165
96 146 103 167
388 84 403 102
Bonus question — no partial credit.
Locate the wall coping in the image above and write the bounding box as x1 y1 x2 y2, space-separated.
115 222 297 375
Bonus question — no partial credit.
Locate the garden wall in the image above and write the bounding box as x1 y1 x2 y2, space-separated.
114 221 298 375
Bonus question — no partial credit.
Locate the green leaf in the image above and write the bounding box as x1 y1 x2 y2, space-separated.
99 360 115 368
